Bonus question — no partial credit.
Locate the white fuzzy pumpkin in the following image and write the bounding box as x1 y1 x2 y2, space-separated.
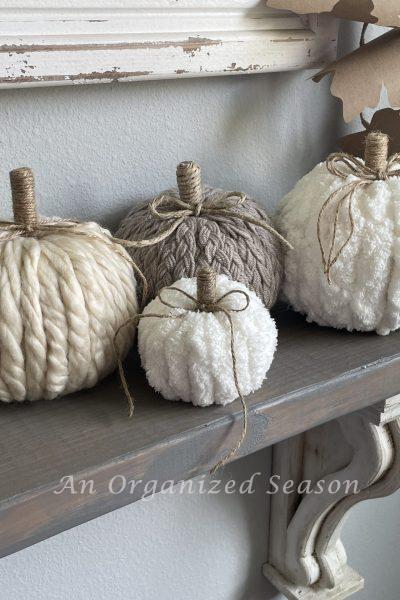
276 132 400 335
0 167 138 402
138 271 277 407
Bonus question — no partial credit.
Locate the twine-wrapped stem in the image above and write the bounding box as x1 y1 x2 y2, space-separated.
319 130 400 284
10 167 37 230
364 131 389 178
176 161 204 207
197 266 217 309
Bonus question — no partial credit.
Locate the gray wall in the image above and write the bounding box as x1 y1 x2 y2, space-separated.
0 39 399 600
0 71 339 228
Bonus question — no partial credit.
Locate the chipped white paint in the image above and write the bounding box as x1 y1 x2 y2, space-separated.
0 1 338 88
264 398 400 599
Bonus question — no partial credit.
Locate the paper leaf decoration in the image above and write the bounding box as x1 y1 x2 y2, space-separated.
341 108 400 156
266 1 400 27
368 2 400 27
313 29 400 122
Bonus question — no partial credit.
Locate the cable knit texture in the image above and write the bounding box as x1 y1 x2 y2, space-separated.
0 220 138 402
116 186 283 309
138 274 278 407
276 161 400 335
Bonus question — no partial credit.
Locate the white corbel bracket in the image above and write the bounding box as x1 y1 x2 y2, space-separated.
264 397 400 600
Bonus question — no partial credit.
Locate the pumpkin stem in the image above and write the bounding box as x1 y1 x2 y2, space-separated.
10 167 37 229
364 131 389 178
197 266 217 309
176 161 204 207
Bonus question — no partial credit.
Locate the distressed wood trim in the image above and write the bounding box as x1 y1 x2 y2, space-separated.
0 4 338 88
363 394 400 426
264 411 400 599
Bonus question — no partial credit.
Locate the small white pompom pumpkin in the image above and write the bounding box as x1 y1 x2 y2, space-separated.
0 167 138 402
138 267 277 407
277 132 400 335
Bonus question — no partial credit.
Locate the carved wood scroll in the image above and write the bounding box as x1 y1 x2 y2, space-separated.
264 398 400 600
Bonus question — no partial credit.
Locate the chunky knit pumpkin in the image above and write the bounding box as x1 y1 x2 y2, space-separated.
116 161 283 309
277 132 400 335
0 167 138 402
138 269 277 407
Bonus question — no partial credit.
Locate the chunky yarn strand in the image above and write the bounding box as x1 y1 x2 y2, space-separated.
277 131 400 335
0 228 138 403
117 186 284 309
0 166 140 404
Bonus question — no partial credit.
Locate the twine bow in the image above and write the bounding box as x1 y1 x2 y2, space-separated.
125 188 293 251
114 267 251 474
318 136 400 285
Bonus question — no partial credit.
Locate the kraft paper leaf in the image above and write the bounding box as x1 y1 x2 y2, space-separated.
313 29 400 122
372 3 400 28
340 108 400 156
266 1 400 27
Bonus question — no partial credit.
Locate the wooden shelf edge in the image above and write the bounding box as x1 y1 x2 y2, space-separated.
1 350 399 559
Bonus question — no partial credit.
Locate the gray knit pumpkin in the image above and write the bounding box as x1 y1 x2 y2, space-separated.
116 162 283 308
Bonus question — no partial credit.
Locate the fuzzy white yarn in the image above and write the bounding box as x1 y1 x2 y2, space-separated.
0 220 138 402
277 161 400 335
138 274 277 407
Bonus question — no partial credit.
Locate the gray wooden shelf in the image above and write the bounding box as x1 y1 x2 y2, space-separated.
1 306 400 559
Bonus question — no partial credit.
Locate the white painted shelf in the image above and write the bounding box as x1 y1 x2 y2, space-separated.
0 1 338 88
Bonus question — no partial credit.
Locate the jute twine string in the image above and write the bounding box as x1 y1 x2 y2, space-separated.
10 167 38 230
318 132 400 285
0 167 149 307
119 161 293 250
113 266 250 474
176 161 204 207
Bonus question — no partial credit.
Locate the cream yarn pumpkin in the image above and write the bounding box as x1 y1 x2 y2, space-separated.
277 132 400 335
138 267 278 407
116 161 285 309
0 167 138 402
